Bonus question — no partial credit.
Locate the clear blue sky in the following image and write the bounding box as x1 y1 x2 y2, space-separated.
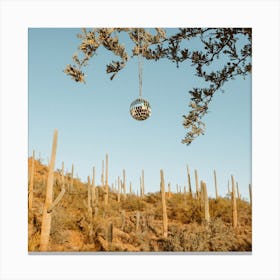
28 28 251 199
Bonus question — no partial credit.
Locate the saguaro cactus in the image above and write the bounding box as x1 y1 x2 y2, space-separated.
47 161 66 213
236 182 240 200
231 175 238 228
214 170 219 199
91 167 96 207
201 181 210 224
160 169 168 238
183 186 187 205
139 176 142 197
249 184 252 206
95 187 99 204
28 150 35 210
141 169 145 196
104 153 109 206
40 129 58 251
107 222 113 251
87 176 93 240
136 211 140 232
87 176 92 212
122 169 126 200
187 165 192 198
168 183 171 198
200 180 205 210
194 169 199 199
70 163 74 193
117 176 121 203
129 181 132 194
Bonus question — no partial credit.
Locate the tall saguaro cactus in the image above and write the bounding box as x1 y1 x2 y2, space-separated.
187 165 192 198
117 176 121 203
231 175 238 228
87 176 92 211
95 187 99 204
28 150 35 210
87 176 93 240
160 169 168 238
214 170 219 199
47 161 66 213
40 129 58 251
249 184 252 206
141 169 145 196
107 222 113 251
194 169 199 199
104 153 109 206
201 181 210 224
168 183 171 198
91 167 96 207
236 182 240 200
70 163 74 193
136 211 140 232
200 180 205 210
123 169 126 200
139 176 142 197
183 186 187 205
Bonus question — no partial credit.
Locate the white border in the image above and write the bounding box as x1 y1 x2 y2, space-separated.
1 0 279 279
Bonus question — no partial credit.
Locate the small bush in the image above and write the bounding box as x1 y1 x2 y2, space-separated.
120 196 147 212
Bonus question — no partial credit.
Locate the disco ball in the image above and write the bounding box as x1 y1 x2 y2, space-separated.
130 98 152 121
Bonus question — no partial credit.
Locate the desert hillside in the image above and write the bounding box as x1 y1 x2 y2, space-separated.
28 157 252 252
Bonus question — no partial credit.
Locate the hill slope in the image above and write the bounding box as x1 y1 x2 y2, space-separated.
28 158 252 252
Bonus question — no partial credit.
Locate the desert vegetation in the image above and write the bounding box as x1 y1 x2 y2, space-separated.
28 130 252 252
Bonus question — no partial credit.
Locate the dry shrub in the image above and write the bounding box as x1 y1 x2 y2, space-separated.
28 230 41 251
167 196 203 224
158 218 251 252
209 198 232 223
120 196 146 211
144 192 161 204
28 159 252 252
236 199 252 226
209 197 252 227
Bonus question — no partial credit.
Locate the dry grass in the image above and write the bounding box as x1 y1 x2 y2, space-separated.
28 158 252 252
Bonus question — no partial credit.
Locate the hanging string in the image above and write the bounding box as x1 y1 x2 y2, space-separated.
137 28 143 99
